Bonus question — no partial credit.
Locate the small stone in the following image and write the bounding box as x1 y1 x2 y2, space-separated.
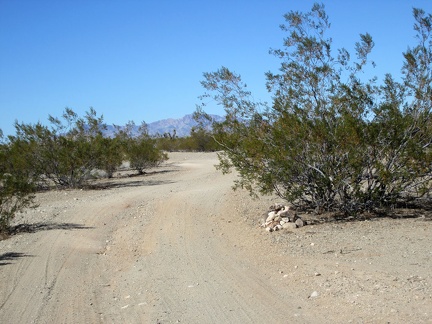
282 222 297 230
270 204 285 212
268 220 280 228
310 291 319 298
295 218 304 228
278 209 296 219
266 211 276 222
265 227 273 232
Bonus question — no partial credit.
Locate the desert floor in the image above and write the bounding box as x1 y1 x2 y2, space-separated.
1 152 431 323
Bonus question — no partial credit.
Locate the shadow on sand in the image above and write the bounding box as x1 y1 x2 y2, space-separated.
7 222 93 235
0 223 92 264
311 202 432 225
86 179 176 190
0 252 33 266
85 168 177 190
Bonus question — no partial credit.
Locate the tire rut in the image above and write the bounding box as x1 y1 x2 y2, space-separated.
0 153 317 323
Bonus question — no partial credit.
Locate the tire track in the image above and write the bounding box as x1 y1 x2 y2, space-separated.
0 153 317 323
136 158 315 323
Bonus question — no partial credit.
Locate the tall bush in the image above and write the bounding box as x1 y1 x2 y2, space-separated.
8 108 107 188
198 4 432 215
0 134 36 231
116 121 168 175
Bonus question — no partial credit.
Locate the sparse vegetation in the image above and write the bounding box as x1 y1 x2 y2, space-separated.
0 134 36 232
198 4 432 217
117 121 168 175
155 127 220 152
0 108 168 231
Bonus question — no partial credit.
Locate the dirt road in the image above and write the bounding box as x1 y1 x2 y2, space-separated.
1 152 431 323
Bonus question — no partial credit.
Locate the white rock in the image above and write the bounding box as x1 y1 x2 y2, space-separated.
266 211 276 222
282 222 297 230
310 291 319 298
275 224 283 230
295 218 304 228
270 220 280 228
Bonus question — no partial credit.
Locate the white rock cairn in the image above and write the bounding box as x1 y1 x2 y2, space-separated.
261 203 305 232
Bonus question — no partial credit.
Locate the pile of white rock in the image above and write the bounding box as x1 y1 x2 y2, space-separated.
261 204 305 232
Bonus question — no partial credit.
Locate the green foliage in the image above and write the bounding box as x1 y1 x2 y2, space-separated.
155 131 181 152
154 128 220 152
198 4 432 216
0 135 36 232
9 108 107 188
118 121 168 175
128 137 168 174
1 109 171 230
94 135 124 178
188 127 220 152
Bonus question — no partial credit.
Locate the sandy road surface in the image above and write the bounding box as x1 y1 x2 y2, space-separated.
1 152 431 323
0 153 315 323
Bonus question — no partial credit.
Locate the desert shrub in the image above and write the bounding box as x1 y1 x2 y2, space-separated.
0 135 36 231
0 109 170 230
94 135 124 178
187 127 220 152
154 129 220 152
128 137 168 174
8 108 110 188
116 121 168 174
155 135 181 152
198 4 432 216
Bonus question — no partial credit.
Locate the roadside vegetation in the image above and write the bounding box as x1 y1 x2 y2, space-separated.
197 4 432 217
2 4 430 231
155 127 220 152
0 108 168 232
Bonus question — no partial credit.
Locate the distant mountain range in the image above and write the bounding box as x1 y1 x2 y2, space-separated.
103 114 223 138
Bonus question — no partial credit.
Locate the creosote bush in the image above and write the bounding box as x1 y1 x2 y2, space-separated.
115 120 168 174
0 108 168 231
0 136 36 232
154 127 220 152
198 4 432 216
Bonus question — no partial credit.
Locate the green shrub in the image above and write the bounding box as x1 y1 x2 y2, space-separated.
198 4 432 216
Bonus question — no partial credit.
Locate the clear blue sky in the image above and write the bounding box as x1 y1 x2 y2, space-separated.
1 0 431 136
